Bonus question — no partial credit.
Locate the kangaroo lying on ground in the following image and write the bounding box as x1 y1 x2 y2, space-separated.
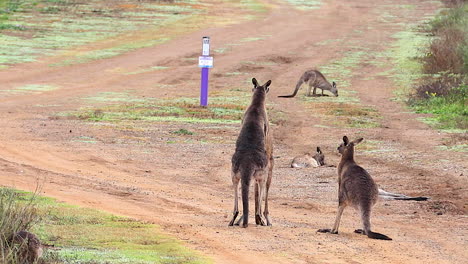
291 147 325 168
318 136 392 240
229 78 274 228
278 70 338 97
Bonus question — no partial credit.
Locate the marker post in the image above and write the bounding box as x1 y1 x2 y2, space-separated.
199 37 213 107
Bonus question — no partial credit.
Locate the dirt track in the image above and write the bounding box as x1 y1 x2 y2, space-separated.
0 0 467 263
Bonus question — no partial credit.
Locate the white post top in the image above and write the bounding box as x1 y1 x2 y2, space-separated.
202 36 210 56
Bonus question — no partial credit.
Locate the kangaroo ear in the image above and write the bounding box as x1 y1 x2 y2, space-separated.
352 138 364 145
252 78 259 88
316 147 322 154
343 136 349 145
264 80 272 88
332 81 336 88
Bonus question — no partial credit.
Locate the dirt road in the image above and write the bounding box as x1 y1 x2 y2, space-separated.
0 0 466 263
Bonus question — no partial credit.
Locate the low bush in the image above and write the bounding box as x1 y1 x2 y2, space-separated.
0 188 40 263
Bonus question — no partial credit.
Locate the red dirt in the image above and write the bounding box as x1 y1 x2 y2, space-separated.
0 0 466 263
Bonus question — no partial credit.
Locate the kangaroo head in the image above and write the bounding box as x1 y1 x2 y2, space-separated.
331 81 338 97
313 146 325 166
252 78 271 93
337 136 363 155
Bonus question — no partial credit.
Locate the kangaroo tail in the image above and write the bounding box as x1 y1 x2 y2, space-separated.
278 75 305 98
367 231 392 240
241 166 253 228
379 188 429 201
393 196 428 201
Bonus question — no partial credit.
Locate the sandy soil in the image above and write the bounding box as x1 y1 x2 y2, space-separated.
0 0 467 263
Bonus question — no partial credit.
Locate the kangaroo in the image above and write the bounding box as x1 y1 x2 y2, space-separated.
12 230 43 264
229 78 274 228
291 147 325 168
318 136 392 240
278 70 338 98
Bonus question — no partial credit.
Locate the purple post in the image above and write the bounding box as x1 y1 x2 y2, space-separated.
200 67 209 107
199 36 211 107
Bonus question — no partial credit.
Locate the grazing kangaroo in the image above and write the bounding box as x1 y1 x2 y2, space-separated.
291 147 325 168
318 136 392 240
229 78 274 228
12 230 43 264
278 70 338 98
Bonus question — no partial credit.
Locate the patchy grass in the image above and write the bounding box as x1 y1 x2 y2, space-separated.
1 187 210 264
0 83 59 96
0 0 204 67
282 0 322 10
63 89 252 125
301 90 382 129
0 0 269 68
171 128 194 135
436 144 468 152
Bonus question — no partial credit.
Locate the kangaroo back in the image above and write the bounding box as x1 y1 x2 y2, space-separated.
230 78 273 228
277 71 311 98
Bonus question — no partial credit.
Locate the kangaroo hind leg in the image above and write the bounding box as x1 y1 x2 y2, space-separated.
228 171 240 226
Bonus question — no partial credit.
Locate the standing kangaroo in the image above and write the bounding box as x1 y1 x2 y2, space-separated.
291 147 325 168
278 70 338 98
318 136 392 240
229 78 274 228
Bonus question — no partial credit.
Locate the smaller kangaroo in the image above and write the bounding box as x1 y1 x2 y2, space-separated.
291 147 325 168
278 70 338 98
12 230 43 264
318 136 392 240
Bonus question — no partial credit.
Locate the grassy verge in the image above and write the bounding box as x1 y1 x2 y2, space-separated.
0 187 40 263
1 187 210 264
408 2 467 130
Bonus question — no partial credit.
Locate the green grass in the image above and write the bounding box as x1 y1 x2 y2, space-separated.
411 84 467 130
3 187 210 264
407 3 467 130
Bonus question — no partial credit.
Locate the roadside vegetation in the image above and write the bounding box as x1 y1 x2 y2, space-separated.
409 1 467 130
0 187 209 264
0 188 40 263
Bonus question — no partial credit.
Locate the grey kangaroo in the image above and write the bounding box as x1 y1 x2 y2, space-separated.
291 147 325 168
229 78 274 228
318 136 392 240
278 70 338 97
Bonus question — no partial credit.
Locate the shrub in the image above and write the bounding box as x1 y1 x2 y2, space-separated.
411 2 467 130
0 188 40 263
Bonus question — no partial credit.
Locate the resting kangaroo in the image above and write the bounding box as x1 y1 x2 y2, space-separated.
291 147 325 168
318 136 392 240
278 70 338 97
229 78 274 228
